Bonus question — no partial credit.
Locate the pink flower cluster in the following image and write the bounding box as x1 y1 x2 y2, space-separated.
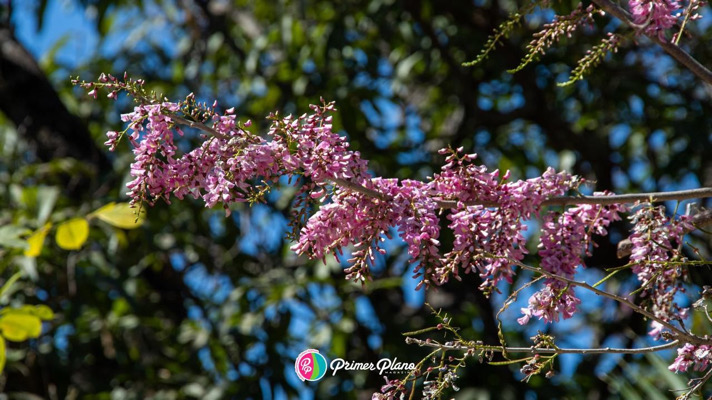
432 152 581 292
113 92 585 289
373 377 406 400
628 0 680 38
116 98 372 218
628 0 707 41
628 0 705 41
669 343 712 373
290 180 393 282
628 205 693 336
122 102 182 205
518 199 624 325
291 177 440 284
294 148 584 289
113 95 446 284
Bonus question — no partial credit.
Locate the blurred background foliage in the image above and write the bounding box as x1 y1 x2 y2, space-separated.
0 0 711 398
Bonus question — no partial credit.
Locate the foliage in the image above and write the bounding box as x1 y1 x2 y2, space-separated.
466 0 709 85
0 273 53 374
6 202 145 256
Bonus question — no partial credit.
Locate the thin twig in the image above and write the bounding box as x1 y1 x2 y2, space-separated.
169 114 228 139
674 0 698 45
436 188 712 209
590 0 712 85
512 259 711 346
332 178 387 200
680 366 712 400
405 337 681 355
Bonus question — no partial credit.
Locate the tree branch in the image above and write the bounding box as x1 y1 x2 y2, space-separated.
332 178 387 200
405 336 681 355
170 114 228 139
590 0 712 85
165 114 712 208
512 259 711 346
0 27 110 172
435 187 712 209
681 366 712 400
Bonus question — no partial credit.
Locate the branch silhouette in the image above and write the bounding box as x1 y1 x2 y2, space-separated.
591 0 712 85
164 113 712 209
405 337 681 355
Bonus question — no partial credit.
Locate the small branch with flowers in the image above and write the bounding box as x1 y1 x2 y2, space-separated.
73 72 712 398
465 0 712 86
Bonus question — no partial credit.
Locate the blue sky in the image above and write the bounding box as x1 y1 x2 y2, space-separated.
12 0 98 65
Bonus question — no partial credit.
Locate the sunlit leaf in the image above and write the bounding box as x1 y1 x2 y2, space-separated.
0 225 30 249
1 305 54 321
24 223 52 258
0 336 5 373
91 202 146 229
36 186 60 224
55 218 89 250
0 272 23 299
0 311 42 342
31 305 54 320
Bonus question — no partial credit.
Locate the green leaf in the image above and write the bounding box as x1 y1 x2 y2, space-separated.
0 311 42 342
36 186 60 225
17 256 38 282
0 272 23 299
55 218 89 250
0 225 30 249
0 336 5 373
90 202 146 229
24 223 52 258
646 353 687 391
395 52 423 81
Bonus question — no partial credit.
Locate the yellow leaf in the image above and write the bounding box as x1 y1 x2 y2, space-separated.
0 272 22 299
32 305 54 320
114 229 129 248
0 336 5 373
1 305 54 321
91 202 146 229
0 312 42 342
24 222 52 257
55 218 89 250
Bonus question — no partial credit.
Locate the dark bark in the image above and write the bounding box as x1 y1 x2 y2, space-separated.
0 25 110 174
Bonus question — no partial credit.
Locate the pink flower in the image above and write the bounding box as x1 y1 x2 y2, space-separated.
629 0 681 39
520 198 624 324
627 205 692 336
669 344 712 373
104 131 119 151
433 152 582 292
